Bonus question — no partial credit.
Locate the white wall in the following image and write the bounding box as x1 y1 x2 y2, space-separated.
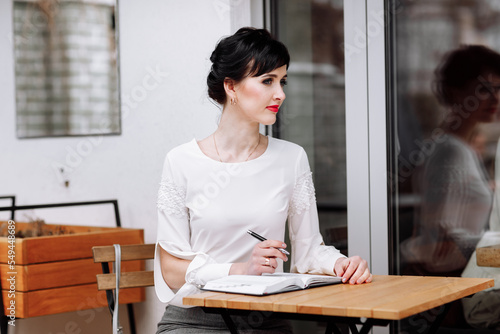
0 0 234 333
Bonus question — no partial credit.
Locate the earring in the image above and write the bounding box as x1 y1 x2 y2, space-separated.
230 98 237 105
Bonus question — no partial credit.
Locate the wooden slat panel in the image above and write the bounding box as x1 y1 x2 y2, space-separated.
182 292 222 307
183 292 233 308
0 265 27 292
273 282 373 315
96 271 154 290
477 244 500 267
225 292 299 311
93 244 155 263
0 221 123 235
225 286 338 313
371 277 494 320
0 228 144 264
22 230 144 264
295 276 419 317
182 275 494 321
294 276 493 320
0 237 27 265
270 286 338 313
0 259 100 291
2 283 145 318
247 292 305 312
205 294 231 308
0 259 143 291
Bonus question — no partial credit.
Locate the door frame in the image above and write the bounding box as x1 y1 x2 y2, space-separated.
344 0 389 276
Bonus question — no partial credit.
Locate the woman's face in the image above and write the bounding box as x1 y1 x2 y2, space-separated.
455 73 500 124
232 65 287 126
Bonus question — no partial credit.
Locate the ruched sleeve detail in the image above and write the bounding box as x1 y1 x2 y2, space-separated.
154 151 231 306
288 148 346 276
288 171 316 217
157 178 189 218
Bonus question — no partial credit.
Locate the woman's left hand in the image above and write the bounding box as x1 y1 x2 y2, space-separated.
334 256 372 284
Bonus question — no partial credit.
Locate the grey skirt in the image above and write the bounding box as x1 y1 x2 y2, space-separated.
156 305 293 333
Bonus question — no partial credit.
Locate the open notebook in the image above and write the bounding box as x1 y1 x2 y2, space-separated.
202 273 342 296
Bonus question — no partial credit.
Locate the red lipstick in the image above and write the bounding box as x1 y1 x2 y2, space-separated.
266 105 279 113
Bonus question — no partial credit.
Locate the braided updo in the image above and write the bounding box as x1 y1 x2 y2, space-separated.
207 27 290 105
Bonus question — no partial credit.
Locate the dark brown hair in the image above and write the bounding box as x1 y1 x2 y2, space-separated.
434 45 500 107
207 27 290 105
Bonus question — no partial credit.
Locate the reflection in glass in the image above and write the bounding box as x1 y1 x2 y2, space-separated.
13 0 120 138
388 0 500 331
400 46 500 278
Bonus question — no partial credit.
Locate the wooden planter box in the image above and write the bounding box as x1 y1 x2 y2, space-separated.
0 221 146 318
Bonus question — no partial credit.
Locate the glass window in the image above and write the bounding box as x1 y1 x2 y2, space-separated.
13 1 120 138
275 0 347 256
387 0 500 331
274 1 347 332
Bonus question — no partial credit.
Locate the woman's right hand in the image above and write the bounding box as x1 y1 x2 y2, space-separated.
230 240 288 275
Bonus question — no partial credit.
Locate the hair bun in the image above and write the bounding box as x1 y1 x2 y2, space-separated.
209 50 218 64
206 27 290 105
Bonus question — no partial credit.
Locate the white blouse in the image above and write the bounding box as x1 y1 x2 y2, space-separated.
154 136 345 306
401 134 493 274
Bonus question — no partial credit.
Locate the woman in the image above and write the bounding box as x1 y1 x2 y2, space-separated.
398 45 500 331
401 45 500 278
154 27 372 333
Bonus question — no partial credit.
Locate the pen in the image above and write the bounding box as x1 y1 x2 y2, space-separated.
247 230 290 255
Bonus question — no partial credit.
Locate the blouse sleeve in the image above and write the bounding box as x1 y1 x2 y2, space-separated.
154 153 232 304
420 145 490 264
287 148 346 276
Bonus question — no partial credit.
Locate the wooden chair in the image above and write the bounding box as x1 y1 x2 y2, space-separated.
92 243 155 334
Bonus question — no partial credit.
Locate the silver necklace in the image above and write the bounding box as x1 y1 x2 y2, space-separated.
213 133 261 163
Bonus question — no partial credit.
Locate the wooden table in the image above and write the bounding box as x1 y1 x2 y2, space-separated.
477 244 500 267
184 275 493 334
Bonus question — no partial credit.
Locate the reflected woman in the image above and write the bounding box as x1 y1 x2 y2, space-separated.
401 45 500 277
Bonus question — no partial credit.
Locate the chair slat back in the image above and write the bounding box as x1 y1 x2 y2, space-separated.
92 244 155 262
96 271 154 290
92 243 155 290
